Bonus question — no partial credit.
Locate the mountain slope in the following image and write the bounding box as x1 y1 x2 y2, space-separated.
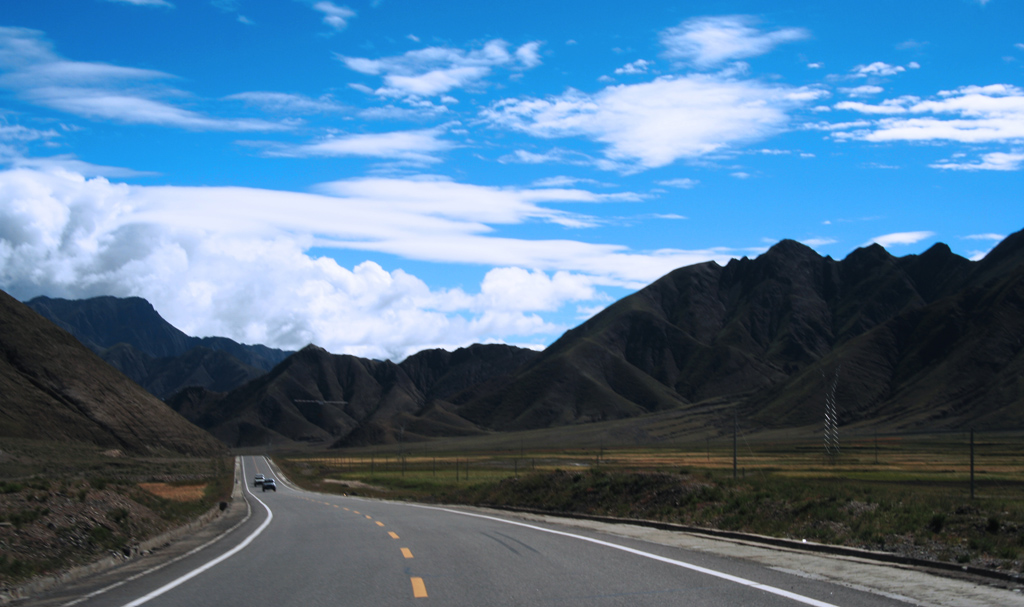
26 295 292 398
0 290 224 455
455 238 981 431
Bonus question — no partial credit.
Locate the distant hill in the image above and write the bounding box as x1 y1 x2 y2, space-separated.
166 343 539 447
26 295 291 399
0 290 224 455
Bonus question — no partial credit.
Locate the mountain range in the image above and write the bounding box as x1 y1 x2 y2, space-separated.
11 228 1024 449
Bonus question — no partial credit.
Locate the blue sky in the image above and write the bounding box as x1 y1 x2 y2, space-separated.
1 0 1022 359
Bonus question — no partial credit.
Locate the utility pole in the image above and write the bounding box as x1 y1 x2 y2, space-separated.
970 428 975 500
733 408 738 480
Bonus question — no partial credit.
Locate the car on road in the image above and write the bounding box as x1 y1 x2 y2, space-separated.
254 474 265 487
262 479 276 492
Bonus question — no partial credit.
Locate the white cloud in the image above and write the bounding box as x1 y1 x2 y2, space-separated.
807 62 823 69
852 62 906 78
483 74 825 170
930 151 1024 171
964 233 1005 241
313 2 355 30
865 231 935 248
657 178 698 188
802 237 837 247
255 127 455 164
225 91 347 114
660 15 808 69
0 168 739 359
840 85 883 98
832 84 1024 145
338 39 542 98
614 59 652 75
0 27 287 131
515 42 543 69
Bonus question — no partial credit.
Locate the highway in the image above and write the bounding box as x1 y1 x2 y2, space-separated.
27 457 939 606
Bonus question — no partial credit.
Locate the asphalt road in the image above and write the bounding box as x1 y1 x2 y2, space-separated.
29 456 923 607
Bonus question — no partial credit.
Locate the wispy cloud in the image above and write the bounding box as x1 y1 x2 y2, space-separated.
660 16 808 69
313 2 355 30
225 91 348 114
657 178 698 188
0 27 288 131
931 151 1024 171
865 231 935 248
104 0 174 7
483 74 825 171
255 127 456 164
338 39 542 98
832 84 1024 148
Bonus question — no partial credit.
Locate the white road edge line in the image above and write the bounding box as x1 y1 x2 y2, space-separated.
409 505 840 607
117 457 274 607
60 458 254 607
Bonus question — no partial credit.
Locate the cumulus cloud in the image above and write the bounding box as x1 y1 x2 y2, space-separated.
0 27 287 131
832 84 1024 145
483 74 825 170
614 59 652 75
865 231 935 248
313 2 355 30
852 62 906 78
0 168 738 357
338 39 542 98
660 16 808 69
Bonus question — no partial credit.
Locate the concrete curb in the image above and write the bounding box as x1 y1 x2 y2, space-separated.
0 457 241 605
487 505 1023 586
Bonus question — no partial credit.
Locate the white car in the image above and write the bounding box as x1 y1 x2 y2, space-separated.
254 474 265 487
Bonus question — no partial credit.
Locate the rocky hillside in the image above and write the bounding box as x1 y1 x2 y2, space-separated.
0 290 224 456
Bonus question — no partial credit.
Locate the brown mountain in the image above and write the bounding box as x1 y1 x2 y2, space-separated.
0 290 224 455
166 343 539 447
455 232 1020 435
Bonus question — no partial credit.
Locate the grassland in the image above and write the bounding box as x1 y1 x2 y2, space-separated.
278 430 1024 575
0 438 234 587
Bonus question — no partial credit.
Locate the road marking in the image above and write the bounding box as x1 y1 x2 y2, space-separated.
354 510 361 514
410 577 428 598
365 515 372 519
118 457 275 607
410 505 840 607
389 532 400 539
376 521 385 527
401 548 414 559
344 507 350 511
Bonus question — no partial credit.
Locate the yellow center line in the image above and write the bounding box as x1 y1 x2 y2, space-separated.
354 511 360 515
375 521 385 527
365 515 372 519
410 577 428 598
343 508 350 511
401 548 413 559
388 532 399 539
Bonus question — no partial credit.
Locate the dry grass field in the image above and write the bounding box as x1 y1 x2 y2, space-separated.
279 430 1024 575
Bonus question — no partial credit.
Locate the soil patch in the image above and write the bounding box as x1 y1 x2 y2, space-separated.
137 483 207 502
